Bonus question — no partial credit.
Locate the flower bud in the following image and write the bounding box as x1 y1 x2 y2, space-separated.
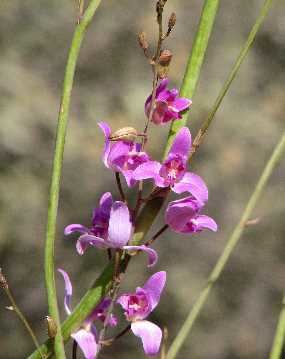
159 49 172 66
138 32 148 51
158 49 173 79
168 12 176 32
46 316 57 338
109 127 139 142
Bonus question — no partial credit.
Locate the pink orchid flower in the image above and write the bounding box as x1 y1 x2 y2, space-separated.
117 271 166 356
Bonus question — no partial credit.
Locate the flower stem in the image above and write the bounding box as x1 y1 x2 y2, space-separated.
145 224 168 247
269 292 285 359
44 0 103 357
0 269 44 358
72 340 78 359
98 250 122 350
100 324 131 346
188 0 275 161
166 130 285 359
143 1 164 137
115 172 126 202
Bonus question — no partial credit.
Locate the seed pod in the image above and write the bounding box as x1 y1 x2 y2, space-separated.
46 316 57 338
109 127 139 142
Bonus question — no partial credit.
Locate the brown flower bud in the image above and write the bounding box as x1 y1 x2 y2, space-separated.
168 12 176 31
158 49 173 66
46 316 57 338
109 127 139 142
158 49 173 79
138 32 148 50
0 269 8 290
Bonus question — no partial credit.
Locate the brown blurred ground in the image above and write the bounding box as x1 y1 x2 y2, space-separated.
0 0 284 358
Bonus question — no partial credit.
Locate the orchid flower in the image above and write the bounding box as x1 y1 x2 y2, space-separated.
166 196 218 234
117 271 166 356
64 192 113 242
58 269 117 359
133 127 208 203
65 199 158 267
145 78 191 125
98 122 150 187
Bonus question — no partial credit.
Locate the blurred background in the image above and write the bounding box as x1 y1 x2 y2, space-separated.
0 0 284 358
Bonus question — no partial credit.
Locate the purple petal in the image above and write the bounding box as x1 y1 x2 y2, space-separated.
64 224 89 236
98 121 111 138
76 234 107 255
121 169 137 188
99 192 113 214
131 320 162 356
142 271 166 312
87 298 111 322
117 294 130 312
194 214 218 232
165 197 202 232
108 141 132 170
123 245 158 267
173 172 208 203
171 97 192 112
168 127 191 160
157 78 169 93
151 102 168 125
165 203 196 232
145 79 169 120
58 269 72 315
71 329 98 359
87 298 118 327
107 202 132 248
132 161 161 181
98 122 111 168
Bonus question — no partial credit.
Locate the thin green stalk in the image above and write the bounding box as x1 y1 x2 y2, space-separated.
167 131 285 359
0 270 44 358
29 2 220 357
269 292 285 359
164 0 220 157
188 0 275 160
44 1 102 357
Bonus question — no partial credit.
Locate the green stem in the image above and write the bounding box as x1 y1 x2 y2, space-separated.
188 0 275 161
44 1 102 357
164 0 220 157
0 270 44 358
167 131 285 359
269 292 285 359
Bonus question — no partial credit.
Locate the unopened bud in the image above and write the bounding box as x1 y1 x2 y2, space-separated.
138 32 148 51
156 0 167 17
158 49 173 79
158 49 172 66
168 12 176 32
0 269 8 290
46 316 57 338
109 127 139 142
6 306 14 311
